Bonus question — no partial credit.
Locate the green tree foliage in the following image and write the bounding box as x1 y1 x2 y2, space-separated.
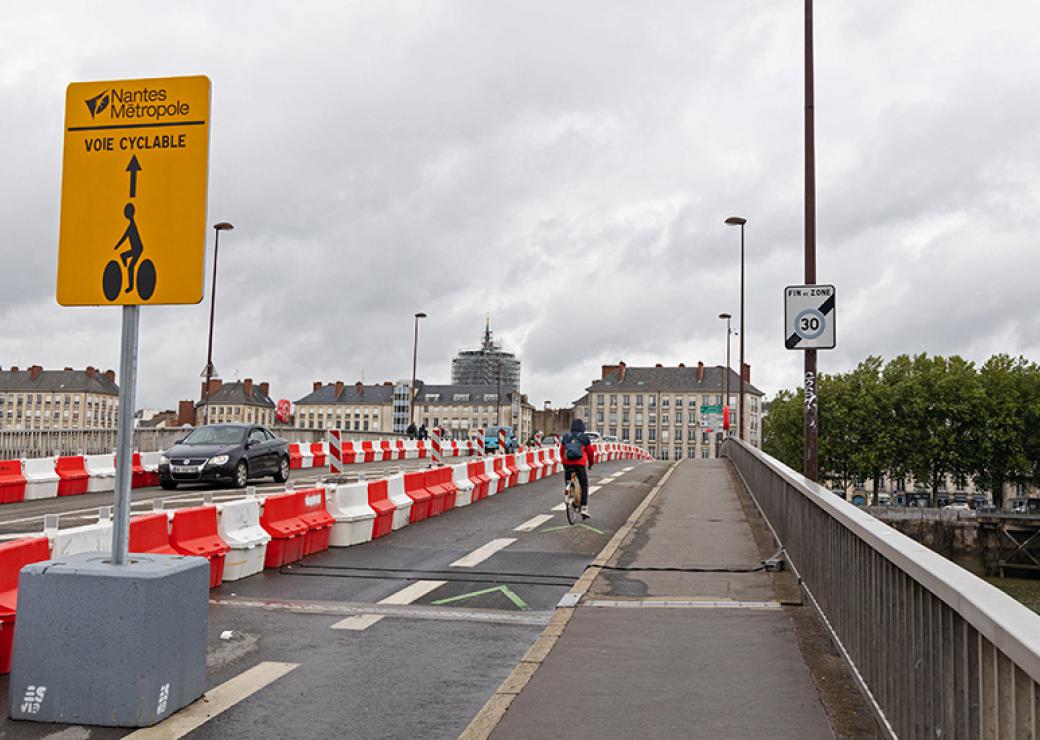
763 353 1036 505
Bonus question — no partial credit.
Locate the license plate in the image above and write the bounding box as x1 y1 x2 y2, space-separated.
172 465 197 474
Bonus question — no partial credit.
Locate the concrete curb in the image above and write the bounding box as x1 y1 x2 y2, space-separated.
458 461 679 740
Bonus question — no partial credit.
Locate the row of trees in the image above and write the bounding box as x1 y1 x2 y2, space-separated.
762 354 1040 507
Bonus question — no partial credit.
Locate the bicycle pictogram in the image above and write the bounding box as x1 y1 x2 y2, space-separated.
103 201 156 301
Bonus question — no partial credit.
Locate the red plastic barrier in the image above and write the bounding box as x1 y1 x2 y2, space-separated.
379 440 393 461
360 441 377 463
0 461 26 505
296 488 334 556
309 444 327 468
260 492 308 567
416 440 428 459
169 506 230 589
289 444 303 470
394 440 407 461
0 537 51 674
341 441 360 465
467 460 490 502
367 480 395 539
404 471 431 523
493 457 508 491
503 454 520 488
129 513 177 555
55 456 89 497
128 452 155 488
425 467 458 512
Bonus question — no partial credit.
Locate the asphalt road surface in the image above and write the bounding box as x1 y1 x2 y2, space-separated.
0 458 666 739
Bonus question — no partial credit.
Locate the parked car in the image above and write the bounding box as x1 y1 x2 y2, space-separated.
484 425 517 454
159 423 289 489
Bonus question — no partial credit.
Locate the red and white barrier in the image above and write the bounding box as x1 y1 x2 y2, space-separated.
49 520 112 558
475 428 485 457
452 463 475 506
218 497 270 581
328 430 344 474
84 453 115 493
23 458 59 501
430 428 443 466
384 473 414 530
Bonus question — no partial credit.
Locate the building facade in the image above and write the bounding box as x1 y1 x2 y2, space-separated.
580 362 764 460
450 319 521 388
294 381 395 432
0 366 119 430
196 379 276 426
413 383 534 442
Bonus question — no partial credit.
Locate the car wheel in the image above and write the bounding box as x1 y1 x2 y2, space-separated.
233 460 248 489
160 480 178 491
274 456 289 483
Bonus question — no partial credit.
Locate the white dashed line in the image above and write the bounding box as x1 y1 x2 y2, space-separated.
450 538 517 568
330 579 448 631
514 514 554 532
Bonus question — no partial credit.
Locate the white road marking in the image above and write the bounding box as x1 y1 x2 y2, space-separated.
330 579 447 631
451 538 517 567
588 485 602 494
125 661 299 739
621 467 633 473
598 476 617 484
551 503 566 512
514 514 554 532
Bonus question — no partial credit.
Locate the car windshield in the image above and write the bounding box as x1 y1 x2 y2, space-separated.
181 426 246 446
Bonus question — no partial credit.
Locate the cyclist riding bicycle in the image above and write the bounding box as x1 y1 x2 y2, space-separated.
560 418 595 519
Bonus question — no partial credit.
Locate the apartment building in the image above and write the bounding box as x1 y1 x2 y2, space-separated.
579 361 764 460
0 365 119 430
196 379 276 426
294 380 535 441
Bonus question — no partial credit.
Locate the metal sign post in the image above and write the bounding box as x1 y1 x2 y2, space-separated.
110 306 139 565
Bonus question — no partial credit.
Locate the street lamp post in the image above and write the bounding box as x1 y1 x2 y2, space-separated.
804 0 819 481
725 216 747 441
409 312 427 426
718 313 732 434
496 360 503 429
202 221 234 425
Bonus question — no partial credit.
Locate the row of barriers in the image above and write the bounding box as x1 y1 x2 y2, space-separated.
0 442 651 673
0 452 159 503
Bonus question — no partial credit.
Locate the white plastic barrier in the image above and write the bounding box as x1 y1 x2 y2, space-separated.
84 453 116 493
140 451 162 479
218 498 270 581
515 454 532 486
484 458 502 496
452 463 475 507
50 520 112 558
298 444 314 469
385 473 413 530
401 441 419 460
326 481 376 547
23 457 59 500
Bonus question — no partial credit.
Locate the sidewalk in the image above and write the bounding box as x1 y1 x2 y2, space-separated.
487 459 835 740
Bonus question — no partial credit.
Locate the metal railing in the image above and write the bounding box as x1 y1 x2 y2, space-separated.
0 426 399 459
723 438 1040 739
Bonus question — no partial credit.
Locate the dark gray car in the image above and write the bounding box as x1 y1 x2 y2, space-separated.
159 423 290 489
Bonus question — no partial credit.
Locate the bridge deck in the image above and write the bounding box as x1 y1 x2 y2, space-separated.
490 459 836 740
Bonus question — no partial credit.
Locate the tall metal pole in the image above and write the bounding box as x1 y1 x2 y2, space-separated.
203 223 232 425
496 361 503 428
719 313 731 433
804 0 819 481
738 222 746 441
111 305 139 566
410 312 426 425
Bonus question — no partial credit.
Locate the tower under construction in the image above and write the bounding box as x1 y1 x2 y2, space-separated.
451 318 521 388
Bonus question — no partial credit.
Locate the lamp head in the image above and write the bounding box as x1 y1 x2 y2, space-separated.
213 222 234 231
415 312 427 319
724 216 747 226
718 312 732 320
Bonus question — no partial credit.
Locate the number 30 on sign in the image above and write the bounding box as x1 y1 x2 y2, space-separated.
784 284 836 350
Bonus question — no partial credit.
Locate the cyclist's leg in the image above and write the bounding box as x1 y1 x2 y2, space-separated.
577 465 590 506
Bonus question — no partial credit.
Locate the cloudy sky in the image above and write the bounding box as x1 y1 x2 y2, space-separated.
2 1 1039 410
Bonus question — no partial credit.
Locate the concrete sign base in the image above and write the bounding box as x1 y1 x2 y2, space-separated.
9 552 209 727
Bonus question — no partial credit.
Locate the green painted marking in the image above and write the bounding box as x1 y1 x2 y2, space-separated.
430 585 528 610
542 523 605 535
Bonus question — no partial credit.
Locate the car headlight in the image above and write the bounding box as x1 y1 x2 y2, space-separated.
207 455 229 466
160 455 169 466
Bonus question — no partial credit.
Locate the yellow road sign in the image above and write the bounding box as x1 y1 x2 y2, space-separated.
57 75 211 306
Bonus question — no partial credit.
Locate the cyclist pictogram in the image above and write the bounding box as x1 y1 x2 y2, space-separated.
103 202 156 301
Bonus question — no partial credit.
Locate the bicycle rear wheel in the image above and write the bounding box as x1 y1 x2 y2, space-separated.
565 481 578 524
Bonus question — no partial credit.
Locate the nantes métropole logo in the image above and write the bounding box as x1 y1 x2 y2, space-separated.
85 90 110 119
83 86 190 121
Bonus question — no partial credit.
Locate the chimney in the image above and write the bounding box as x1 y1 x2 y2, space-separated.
742 363 751 384
10 366 18 373
104 369 115 383
355 381 364 396
30 365 43 380
335 381 345 399
244 378 254 398
177 400 197 427
64 367 73 372
200 378 222 400
618 361 627 381
655 363 663 368
697 362 704 383
601 364 618 380
678 362 685 368
383 381 394 386
313 381 322 392
259 382 270 396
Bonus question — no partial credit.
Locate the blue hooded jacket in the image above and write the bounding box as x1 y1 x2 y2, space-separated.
561 418 594 466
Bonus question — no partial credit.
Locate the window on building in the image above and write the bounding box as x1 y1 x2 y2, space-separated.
675 447 682 460
635 429 643 442
622 411 630 424
610 395 618 407
675 428 682 441
623 395 630 407
622 429 630 442
649 414 656 425
701 447 709 459
649 429 656 441
661 414 669 424
648 396 656 409
662 398 669 408
675 397 683 408
597 395 605 406
660 449 669 460
635 395 643 408
675 411 682 424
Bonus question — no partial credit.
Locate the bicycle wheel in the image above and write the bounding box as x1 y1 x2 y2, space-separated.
102 260 122 302
137 259 156 300
565 481 578 525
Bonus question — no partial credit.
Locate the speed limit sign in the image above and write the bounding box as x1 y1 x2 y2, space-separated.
784 285 835 350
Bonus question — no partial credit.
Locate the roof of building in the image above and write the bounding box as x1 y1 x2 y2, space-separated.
0 367 119 395
295 383 396 405
588 365 764 396
416 383 521 404
199 381 275 408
